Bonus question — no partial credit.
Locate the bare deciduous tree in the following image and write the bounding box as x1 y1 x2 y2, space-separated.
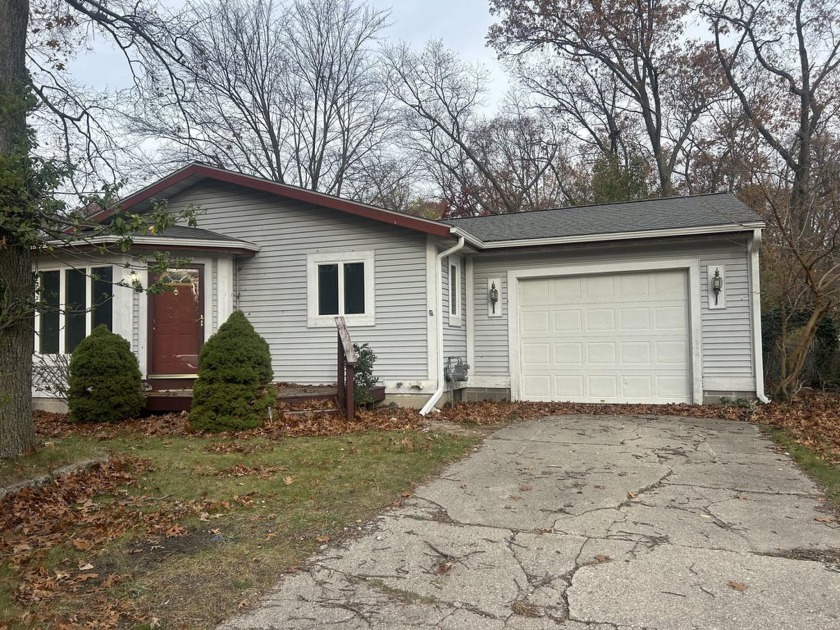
488 0 726 196
384 41 566 215
702 0 840 397
132 0 394 197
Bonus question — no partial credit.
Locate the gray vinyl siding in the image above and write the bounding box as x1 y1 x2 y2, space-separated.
471 236 755 390
442 254 467 362
165 181 429 384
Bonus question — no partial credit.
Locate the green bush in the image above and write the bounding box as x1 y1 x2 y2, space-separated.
352 343 379 406
67 325 145 423
190 310 276 432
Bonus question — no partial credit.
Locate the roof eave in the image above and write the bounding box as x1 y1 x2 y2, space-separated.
44 234 261 253
92 163 452 239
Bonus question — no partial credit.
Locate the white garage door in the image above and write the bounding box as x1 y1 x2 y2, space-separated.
518 270 691 403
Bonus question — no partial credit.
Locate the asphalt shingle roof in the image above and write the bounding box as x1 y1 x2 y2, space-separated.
444 193 763 244
148 225 248 243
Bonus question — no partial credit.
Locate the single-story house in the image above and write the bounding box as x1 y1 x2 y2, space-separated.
32 163 767 412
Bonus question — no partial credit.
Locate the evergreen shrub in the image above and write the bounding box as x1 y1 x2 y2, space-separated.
190 310 276 432
352 342 379 406
67 325 145 422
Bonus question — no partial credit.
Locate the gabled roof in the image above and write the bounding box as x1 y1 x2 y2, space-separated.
93 164 762 250
445 193 764 248
93 162 452 239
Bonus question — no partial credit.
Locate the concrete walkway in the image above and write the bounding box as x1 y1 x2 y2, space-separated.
220 415 840 629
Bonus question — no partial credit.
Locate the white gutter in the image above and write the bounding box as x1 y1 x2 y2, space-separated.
420 235 466 416
749 228 770 403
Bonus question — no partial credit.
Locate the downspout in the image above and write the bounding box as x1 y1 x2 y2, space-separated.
749 228 771 403
420 235 466 415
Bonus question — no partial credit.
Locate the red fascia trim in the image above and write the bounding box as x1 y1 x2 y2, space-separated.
91 163 452 238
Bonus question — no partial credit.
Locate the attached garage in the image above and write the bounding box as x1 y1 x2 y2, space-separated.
515 268 695 404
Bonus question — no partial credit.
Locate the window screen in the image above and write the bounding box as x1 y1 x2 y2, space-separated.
92 266 113 331
40 271 60 354
318 264 339 315
65 269 87 353
450 264 458 315
344 262 365 315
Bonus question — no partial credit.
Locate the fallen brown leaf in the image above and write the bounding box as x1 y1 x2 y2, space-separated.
728 581 747 591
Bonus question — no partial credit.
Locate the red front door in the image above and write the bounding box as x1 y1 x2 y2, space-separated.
149 266 204 375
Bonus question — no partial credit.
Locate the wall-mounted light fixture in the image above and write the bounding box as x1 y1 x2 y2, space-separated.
712 268 723 305
707 264 726 310
124 268 142 293
488 278 502 318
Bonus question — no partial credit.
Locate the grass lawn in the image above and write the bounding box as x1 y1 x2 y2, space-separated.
4 390 839 629
763 426 840 507
0 427 479 629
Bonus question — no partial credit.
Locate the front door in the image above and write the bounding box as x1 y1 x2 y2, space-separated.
148 266 204 376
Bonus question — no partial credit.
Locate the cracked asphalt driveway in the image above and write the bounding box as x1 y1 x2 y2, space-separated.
220 415 840 629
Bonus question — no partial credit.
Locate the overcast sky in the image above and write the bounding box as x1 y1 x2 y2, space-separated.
67 0 511 105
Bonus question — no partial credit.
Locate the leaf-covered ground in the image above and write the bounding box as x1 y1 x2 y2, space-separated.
32 388 840 462
2 390 838 628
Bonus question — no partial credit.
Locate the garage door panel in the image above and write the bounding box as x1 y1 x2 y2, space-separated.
622 376 653 399
658 375 690 397
621 341 652 364
523 374 551 398
522 342 550 367
618 274 651 298
520 279 552 304
656 340 689 364
553 311 582 332
587 342 617 364
620 307 651 331
589 375 619 397
554 342 583 365
586 309 616 331
521 310 550 333
655 306 688 330
586 276 616 299
519 270 691 404
654 271 687 296
555 375 584 398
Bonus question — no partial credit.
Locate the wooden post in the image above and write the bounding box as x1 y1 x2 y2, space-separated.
345 363 355 421
335 317 358 420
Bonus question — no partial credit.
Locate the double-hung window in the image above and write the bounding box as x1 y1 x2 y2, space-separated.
307 251 375 327
36 266 114 354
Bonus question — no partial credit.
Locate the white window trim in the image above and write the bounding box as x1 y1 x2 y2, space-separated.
307 250 375 327
448 255 462 327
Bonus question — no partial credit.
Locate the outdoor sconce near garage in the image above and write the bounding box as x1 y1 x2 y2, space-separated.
707 264 726 310
488 278 502 317
712 269 723 304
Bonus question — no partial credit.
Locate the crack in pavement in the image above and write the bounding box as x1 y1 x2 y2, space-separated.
219 415 840 630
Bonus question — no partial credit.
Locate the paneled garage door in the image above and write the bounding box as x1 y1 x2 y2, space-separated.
518 270 691 403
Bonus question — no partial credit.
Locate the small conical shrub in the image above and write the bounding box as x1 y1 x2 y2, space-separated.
190 310 276 432
67 325 145 423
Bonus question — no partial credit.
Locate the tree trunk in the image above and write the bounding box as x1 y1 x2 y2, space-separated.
774 302 829 400
0 0 36 458
0 247 35 458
